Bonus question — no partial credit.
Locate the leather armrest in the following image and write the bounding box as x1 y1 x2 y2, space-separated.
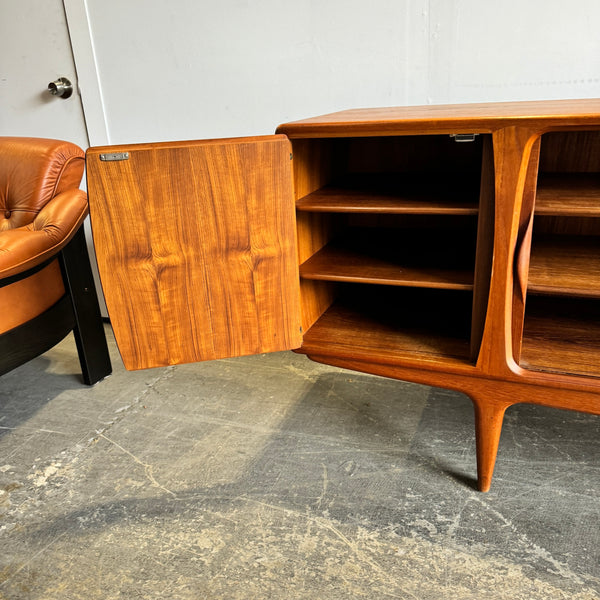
0 188 88 279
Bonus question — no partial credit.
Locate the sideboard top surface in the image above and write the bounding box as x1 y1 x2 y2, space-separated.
277 98 600 138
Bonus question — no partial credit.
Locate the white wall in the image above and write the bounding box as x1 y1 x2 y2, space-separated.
80 0 600 146
84 0 408 144
422 0 600 105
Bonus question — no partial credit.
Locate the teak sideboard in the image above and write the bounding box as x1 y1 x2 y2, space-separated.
86 99 600 492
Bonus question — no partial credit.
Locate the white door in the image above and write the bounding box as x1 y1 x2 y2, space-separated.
0 0 88 147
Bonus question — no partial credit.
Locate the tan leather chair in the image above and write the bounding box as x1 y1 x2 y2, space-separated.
0 137 111 384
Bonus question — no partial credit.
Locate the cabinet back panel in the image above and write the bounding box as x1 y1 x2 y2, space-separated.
533 216 600 236
343 136 484 175
539 131 600 172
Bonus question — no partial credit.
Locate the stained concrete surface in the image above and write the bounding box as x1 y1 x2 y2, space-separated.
0 325 599 599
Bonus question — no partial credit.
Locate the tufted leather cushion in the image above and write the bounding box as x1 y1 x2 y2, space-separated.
0 137 111 382
0 137 84 231
0 137 89 279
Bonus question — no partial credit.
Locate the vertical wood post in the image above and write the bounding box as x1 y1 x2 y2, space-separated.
476 126 540 376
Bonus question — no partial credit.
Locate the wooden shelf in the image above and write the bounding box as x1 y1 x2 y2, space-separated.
296 175 480 215
299 287 472 365
528 235 600 297
521 296 600 378
535 173 600 216
299 229 475 290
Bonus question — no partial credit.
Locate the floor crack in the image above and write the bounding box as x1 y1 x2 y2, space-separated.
97 432 177 498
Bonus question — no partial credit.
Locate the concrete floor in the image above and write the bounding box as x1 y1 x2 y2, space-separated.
0 325 599 599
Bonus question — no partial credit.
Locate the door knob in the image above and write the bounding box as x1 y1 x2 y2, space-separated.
48 77 73 99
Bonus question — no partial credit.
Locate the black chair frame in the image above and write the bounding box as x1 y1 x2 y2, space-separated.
0 227 111 385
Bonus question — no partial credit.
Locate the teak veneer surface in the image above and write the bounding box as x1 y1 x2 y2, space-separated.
297 289 473 367
277 99 600 137
535 174 600 216
296 176 479 215
86 136 302 370
528 235 600 297
298 229 475 290
86 99 600 492
520 297 600 378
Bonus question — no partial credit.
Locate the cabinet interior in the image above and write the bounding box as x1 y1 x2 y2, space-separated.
291 134 494 365
520 130 600 377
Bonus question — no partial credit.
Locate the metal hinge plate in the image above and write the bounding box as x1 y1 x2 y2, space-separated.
450 134 478 143
99 152 130 162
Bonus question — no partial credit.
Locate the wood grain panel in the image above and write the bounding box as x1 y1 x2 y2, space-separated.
528 235 600 297
290 138 339 200
296 176 479 214
291 138 342 331
343 135 484 176
535 173 600 216
511 136 541 363
299 287 472 366
299 229 475 290
277 99 600 139
521 296 600 378
299 279 336 334
471 135 496 361
87 136 302 370
539 131 600 172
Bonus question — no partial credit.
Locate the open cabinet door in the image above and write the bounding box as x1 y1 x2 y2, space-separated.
86 135 302 370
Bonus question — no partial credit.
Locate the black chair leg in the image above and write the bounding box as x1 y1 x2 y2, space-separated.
59 227 112 385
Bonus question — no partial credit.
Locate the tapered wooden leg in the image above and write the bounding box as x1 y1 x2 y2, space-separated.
470 395 511 492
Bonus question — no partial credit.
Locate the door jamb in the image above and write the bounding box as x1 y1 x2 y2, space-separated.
62 0 110 147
